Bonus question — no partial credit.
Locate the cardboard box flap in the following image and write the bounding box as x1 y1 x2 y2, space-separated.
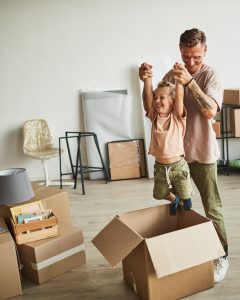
92 216 144 267
146 221 225 278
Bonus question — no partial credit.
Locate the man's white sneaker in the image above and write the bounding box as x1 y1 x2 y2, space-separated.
214 257 229 283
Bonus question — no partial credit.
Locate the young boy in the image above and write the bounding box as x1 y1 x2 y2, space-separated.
143 63 192 215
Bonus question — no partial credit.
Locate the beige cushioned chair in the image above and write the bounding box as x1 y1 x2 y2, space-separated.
23 119 62 186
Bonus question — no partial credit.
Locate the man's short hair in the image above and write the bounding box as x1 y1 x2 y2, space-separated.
179 28 206 48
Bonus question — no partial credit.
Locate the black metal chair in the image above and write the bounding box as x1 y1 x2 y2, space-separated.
59 131 110 195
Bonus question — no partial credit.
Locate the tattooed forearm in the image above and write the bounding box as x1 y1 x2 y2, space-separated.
188 79 217 119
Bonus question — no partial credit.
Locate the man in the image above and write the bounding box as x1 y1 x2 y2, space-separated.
139 28 229 283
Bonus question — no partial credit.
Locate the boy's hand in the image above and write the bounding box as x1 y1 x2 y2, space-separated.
173 63 192 85
173 62 182 70
139 63 153 81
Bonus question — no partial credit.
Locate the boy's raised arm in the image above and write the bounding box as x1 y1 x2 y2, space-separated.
175 81 184 117
139 63 153 112
143 77 154 113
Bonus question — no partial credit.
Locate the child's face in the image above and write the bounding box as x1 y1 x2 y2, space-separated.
153 87 174 116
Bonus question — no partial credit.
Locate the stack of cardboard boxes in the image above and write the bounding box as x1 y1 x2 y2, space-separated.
211 89 240 139
224 89 240 137
0 185 86 299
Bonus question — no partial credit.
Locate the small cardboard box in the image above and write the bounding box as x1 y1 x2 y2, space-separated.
0 186 71 227
224 89 240 105
230 108 240 137
10 200 58 245
32 186 72 225
17 224 86 284
92 205 225 300
108 139 146 180
212 121 221 138
0 218 22 300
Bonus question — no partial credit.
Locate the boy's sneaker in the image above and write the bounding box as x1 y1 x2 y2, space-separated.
214 257 229 283
183 198 192 210
170 196 180 216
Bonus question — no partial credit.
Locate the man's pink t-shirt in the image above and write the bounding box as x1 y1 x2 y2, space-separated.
163 64 222 164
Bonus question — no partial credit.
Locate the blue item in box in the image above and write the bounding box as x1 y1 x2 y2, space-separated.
17 214 35 224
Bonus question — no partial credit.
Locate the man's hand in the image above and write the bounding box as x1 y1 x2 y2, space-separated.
173 63 218 119
139 63 153 81
173 63 192 85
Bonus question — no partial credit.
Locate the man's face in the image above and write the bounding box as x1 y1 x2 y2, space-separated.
180 42 207 75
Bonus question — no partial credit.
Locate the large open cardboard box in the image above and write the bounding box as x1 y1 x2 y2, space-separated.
0 218 22 300
17 224 86 284
92 204 225 300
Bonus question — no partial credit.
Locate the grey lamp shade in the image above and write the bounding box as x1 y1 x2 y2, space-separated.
0 168 35 204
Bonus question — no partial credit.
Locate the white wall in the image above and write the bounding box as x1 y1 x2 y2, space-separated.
1 0 240 181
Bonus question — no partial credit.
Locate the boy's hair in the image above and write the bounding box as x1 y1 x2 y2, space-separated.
179 28 206 48
155 80 175 99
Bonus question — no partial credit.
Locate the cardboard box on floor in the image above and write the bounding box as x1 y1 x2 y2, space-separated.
31 185 72 225
230 108 240 137
0 218 22 300
107 139 146 180
224 89 240 105
17 224 86 284
92 205 225 300
0 186 71 228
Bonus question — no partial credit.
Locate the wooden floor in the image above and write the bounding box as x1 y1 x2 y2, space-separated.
16 173 240 300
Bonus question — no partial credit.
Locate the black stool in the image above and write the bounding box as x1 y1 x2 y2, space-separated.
59 131 110 195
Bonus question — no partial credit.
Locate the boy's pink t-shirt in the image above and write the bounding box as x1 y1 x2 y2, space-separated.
146 107 186 161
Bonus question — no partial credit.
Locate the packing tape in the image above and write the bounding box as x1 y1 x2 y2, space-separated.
30 244 85 270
